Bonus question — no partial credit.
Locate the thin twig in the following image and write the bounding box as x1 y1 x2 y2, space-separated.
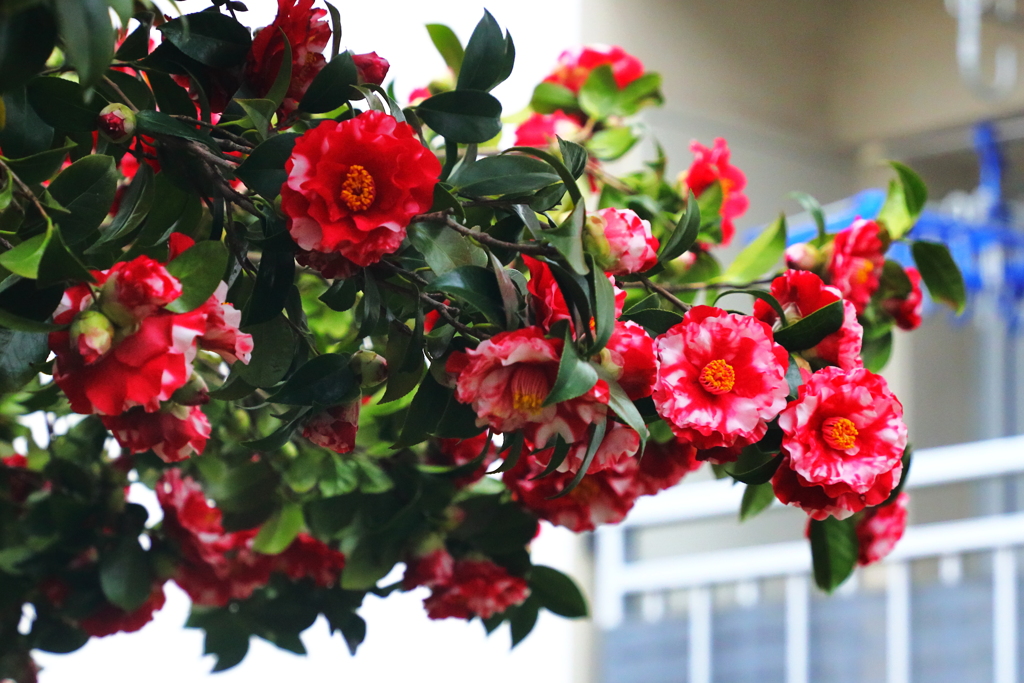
103 76 139 112
0 159 49 222
170 116 254 148
586 161 634 195
374 264 487 341
637 274 691 312
414 211 559 258
187 141 239 170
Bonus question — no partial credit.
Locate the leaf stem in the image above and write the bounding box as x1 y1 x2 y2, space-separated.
413 210 559 258
637 273 691 312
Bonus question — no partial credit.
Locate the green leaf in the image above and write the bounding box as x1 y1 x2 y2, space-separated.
740 482 775 521
159 12 252 68
0 87 55 159
0 328 49 392
714 289 787 326
253 503 304 555
4 139 79 185
27 77 103 132
0 306 62 333
52 0 116 88
621 308 683 335
0 234 46 278
587 126 638 161
298 51 357 114
809 517 859 593
319 278 358 312
271 354 359 406
726 449 782 485
235 133 299 201
165 240 229 313
716 213 787 284
242 248 295 327
544 200 588 275
148 71 197 117
615 73 663 115
911 240 966 314
408 221 487 276
0 7 57 95
396 371 451 447
884 447 912 506
772 300 844 352
417 90 503 144
588 257 616 355
115 12 155 60
426 24 465 74
87 163 154 251
558 137 588 179
790 191 828 246
98 69 156 112
529 82 577 114
135 109 216 149
428 265 505 325
544 332 598 406
234 98 273 140
380 317 426 404
265 28 293 111
529 566 588 618
578 64 618 119
99 537 153 612
457 11 515 93
659 191 700 263
598 367 649 447
451 154 561 197
861 329 893 373
510 595 540 647
45 154 117 245
38 222 93 287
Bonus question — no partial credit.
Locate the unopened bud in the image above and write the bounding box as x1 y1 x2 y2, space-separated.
582 213 614 271
171 372 210 406
97 103 136 144
352 51 390 86
70 310 115 364
350 349 388 388
785 242 824 272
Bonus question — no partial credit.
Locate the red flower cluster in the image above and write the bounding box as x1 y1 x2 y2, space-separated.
49 238 251 463
157 470 345 606
856 493 909 565
543 45 645 93
80 582 168 637
827 218 886 314
282 110 441 268
884 266 924 331
680 138 749 245
427 433 499 487
416 552 530 620
302 402 360 454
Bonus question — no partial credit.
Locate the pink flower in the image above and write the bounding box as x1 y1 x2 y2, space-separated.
281 111 441 267
97 255 182 325
599 320 658 400
513 111 583 148
680 138 748 246
631 437 702 496
408 87 431 106
772 366 907 520
753 270 863 370
302 402 360 454
543 45 645 94
584 207 659 276
857 493 909 565
197 283 253 365
422 558 530 620
883 267 924 331
522 255 626 332
652 306 789 451
785 243 823 271
102 404 211 463
503 450 640 532
403 547 455 589
352 51 390 85
245 0 331 120
827 219 885 314
446 327 609 447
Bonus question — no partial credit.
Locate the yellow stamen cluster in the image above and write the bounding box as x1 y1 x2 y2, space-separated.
340 164 376 212
699 359 736 395
822 416 858 451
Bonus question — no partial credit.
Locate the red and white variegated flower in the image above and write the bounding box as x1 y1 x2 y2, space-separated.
422 558 530 620
102 404 211 463
198 282 253 365
598 320 658 400
653 306 789 451
827 218 885 314
856 493 909 565
302 402 360 454
584 207 659 276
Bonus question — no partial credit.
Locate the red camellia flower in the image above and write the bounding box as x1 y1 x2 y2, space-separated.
447 326 609 447
653 306 789 451
514 111 583 148
856 493 909 565
522 255 626 331
403 547 455 590
98 256 182 325
827 218 886 314
428 433 498 487
883 267 924 331
504 452 640 532
302 402 360 454
79 581 168 638
543 45 645 94
533 421 641 474
198 283 254 365
772 366 908 520
422 558 530 620
679 138 749 246
753 270 863 370
245 0 331 120
584 207 659 276
102 404 211 463
353 51 390 85
630 436 702 496
273 533 347 587
281 110 441 267
295 247 361 280
598 320 658 400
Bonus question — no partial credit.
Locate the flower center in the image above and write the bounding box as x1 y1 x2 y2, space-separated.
510 366 549 416
822 416 858 451
699 359 735 395
340 164 376 212
851 258 875 286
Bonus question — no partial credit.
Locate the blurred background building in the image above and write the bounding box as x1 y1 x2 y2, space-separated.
37 1 1024 681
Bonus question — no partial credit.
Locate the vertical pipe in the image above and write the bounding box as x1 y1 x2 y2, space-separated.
593 527 626 629
887 562 911 683
785 575 810 683
993 547 1018 683
689 587 712 683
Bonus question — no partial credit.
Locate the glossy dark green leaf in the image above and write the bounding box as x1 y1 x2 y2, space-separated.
457 11 514 92
271 353 359 406
53 0 116 88
264 28 293 111
100 537 152 611
242 248 296 326
0 87 55 158
396 370 451 447
529 565 588 618
588 259 616 355
99 69 156 112
428 265 505 324
510 595 540 646
912 240 966 314
621 308 683 335
27 77 103 132
544 333 598 406
236 316 296 388
159 12 252 68
0 7 57 95
380 316 425 404
234 98 273 140
235 133 298 200
0 306 62 333
298 51 357 114
809 516 859 593
740 482 775 521
659 191 700 263
408 221 487 276
598 368 649 447
417 90 503 144
558 137 588 179
38 221 93 287
4 139 78 185
319 278 358 312
544 200 588 275
115 12 155 60
30 614 89 654
46 154 117 246
773 300 844 352
0 328 49 392
426 24 464 74
727 449 783 485
713 288 787 326
452 154 561 197
148 71 197 117
87 163 154 251
135 109 216 149
165 240 229 313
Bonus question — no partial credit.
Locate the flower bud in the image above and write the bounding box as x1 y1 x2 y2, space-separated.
97 103 136 143
170 372 210 406
785 242 824 271
352 51 390 86
70 310 115 364
350 349 388 388
583 213 614 269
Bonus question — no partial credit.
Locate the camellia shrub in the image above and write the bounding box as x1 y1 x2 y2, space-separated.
0 1 965 680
